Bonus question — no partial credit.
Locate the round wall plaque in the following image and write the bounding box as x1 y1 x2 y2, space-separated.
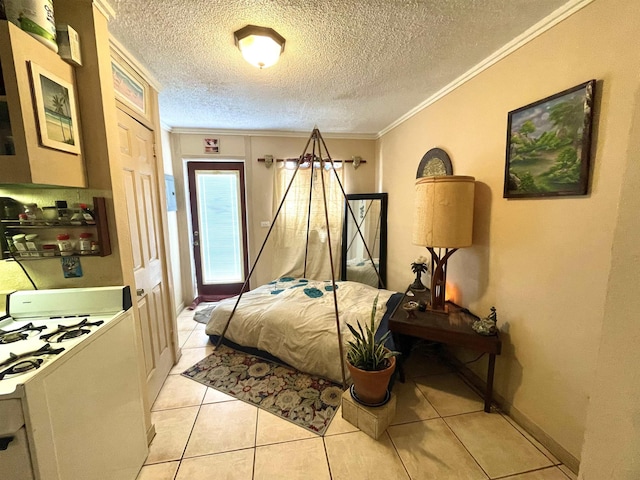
416 148 453 178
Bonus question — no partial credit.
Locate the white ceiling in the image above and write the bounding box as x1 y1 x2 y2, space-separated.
107 0 572 136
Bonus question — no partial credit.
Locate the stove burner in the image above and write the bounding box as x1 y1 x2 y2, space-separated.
50 328 90 343
40 319 105 343
0 344 65 380
0 323 47 344
0 359 44 379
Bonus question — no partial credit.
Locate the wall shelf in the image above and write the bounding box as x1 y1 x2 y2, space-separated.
1 196 111 259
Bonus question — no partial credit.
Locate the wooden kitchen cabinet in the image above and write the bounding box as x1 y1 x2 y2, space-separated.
0 20 86 187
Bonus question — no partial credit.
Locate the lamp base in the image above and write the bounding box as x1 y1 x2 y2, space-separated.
426 303 451 316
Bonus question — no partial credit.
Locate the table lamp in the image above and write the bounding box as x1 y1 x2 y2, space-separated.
412 175 475 313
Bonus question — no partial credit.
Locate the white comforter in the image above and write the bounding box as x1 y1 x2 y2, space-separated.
205 278 394 383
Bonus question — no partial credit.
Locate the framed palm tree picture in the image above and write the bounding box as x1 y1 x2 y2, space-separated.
503 80 596 198
29 62 81 154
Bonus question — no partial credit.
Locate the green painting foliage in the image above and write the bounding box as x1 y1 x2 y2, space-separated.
508 93 587 194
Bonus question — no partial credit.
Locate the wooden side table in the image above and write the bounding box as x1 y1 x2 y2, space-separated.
389 288 501 412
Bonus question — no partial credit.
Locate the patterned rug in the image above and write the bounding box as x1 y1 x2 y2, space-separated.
182 345 343 435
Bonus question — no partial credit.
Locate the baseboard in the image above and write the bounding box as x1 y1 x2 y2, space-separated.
441 349 580 474
146 423 156 446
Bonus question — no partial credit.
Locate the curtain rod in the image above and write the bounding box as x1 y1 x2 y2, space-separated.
257 157 366 164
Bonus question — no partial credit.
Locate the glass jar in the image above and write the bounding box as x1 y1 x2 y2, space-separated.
12 234 29 257
78 232 92 254
25 233 40 257
56 233 74 256
23 204 43 223
55 200 70 224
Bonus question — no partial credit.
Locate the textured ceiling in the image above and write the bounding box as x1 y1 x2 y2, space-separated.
107 0 571 135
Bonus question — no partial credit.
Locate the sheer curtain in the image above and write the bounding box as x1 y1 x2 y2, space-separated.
272 162 344 280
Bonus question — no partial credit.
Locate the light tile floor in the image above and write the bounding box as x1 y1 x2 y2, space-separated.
136 308 578 480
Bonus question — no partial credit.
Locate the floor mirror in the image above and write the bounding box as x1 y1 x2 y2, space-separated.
341 193 388 288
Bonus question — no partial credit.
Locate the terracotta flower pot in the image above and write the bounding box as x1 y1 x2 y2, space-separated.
347 355 396 405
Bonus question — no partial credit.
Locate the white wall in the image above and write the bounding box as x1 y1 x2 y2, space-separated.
378 0 639 468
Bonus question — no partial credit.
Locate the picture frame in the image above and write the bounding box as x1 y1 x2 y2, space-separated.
30 62 81 154
111 53 150 124
204 138 220 154
503 79 596 198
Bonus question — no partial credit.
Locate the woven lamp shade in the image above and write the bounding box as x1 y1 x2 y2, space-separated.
412 176 475 248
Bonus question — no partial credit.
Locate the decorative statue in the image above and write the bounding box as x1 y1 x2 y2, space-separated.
472 306 498 336
410 256 428 291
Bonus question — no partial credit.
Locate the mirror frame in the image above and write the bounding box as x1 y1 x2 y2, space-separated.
341 193 388 288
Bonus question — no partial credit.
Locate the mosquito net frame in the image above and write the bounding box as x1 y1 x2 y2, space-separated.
215 127 384 387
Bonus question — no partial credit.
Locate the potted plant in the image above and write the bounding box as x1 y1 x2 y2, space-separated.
346 295 399 405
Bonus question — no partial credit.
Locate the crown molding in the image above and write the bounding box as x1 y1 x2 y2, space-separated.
378 0 595 138
93 0 116 22
169 127 378 140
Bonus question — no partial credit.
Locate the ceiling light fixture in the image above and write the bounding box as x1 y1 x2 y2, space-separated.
233 25 285 69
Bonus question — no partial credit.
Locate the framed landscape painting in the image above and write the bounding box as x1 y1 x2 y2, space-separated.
30 62 81 154
503 80 595 198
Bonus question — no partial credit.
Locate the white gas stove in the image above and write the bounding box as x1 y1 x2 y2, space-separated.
0 287 147 480
0 287 132 396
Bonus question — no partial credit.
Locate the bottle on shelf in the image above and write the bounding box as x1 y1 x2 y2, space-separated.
78 232 92 255
25 233 40 257
12 233 29 257
23 204 44 223
56 233 74 256
79 203 95 224
55 200 71 224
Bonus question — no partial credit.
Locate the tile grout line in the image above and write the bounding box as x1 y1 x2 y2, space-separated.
322 436 334 480
384 429 412 480
252 405 258 480
440 415 492 479
500 412 563 467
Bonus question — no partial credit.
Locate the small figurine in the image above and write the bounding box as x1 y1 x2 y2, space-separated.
410 256 428 291
472 306 498 336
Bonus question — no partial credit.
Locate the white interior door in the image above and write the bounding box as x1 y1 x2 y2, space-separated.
117 108 174 404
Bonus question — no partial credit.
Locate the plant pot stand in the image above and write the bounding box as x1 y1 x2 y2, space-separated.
341 389 396 440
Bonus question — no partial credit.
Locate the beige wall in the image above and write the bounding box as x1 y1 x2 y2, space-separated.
378 0 639 467
161 128 183 314
578 66 640 479
169 131 376 305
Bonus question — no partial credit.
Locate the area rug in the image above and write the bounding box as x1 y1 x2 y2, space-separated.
192 302 218 324
182 345 343 435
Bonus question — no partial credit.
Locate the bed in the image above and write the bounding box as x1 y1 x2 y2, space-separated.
205 277 402 384
345 257 380 287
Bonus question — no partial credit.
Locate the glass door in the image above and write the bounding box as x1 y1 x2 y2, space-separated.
187 161 249 300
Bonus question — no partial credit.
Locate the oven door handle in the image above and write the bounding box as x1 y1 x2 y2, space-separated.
0 435 14 450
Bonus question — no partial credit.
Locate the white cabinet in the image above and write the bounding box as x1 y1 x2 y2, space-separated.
23 310 147 479
0 21 86 187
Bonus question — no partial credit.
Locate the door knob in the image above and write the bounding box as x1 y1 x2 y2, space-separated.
136 288 145 296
